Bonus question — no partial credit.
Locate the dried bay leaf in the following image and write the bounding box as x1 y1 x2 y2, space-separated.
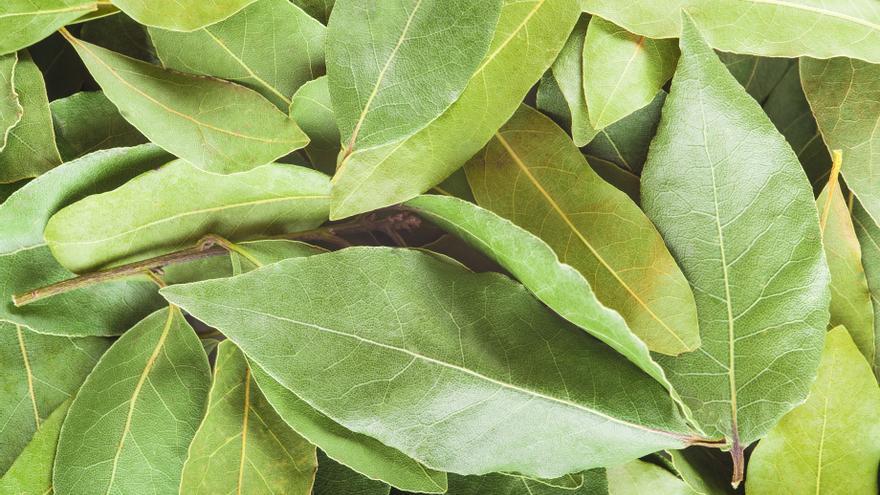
291 76 340 175
546 15 596 146
293 0 335 24
465 104 699 356
443 470 607 495
718 53 791 105
0 53 22 152
852 203 880 378
0 0 96 56
111 0 257 32
0 399 71 494
607 459 695 495
50 91 147 161
53 307 212 495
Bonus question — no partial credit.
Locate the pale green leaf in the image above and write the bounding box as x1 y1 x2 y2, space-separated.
0 50 61 183
50 91 147 161
0 53 22 152
252 365 448 493
718 53 791 104
0 145 170 336
547 15 596 146
583 17 677 129
180 340 317 495
444 470 607 495
64 33 309 173
641 16 830 455
465 104 699 356
111 0 257 31
607 459 696 495
150 0 325 110
802 57 880 225
0 325 108 474
161 247 698 479
53 307 211 495
313 451 390 495
578 0 880 63
69 4 122 24
291 76 340 175
430 169 475 202
329 0 579 219
0 1 96 56
44 160 330 273
669 448 735 495
851 203 880 378
818 184 875 363
0 399 71 494
746 327 880 495
293 0 334 24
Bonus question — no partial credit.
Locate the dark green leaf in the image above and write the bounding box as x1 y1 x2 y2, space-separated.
291 76 340 175
50 91 147 161
313 451 391 495
0 399 71 494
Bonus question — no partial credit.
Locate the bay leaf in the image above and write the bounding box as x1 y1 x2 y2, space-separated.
547 15 596 146
746 327 880 495
583 17 677 129
578 0 880 63
851 203 880 378
252 365 448 493
640 16 830 478
607 459 695 495
150 0 325 110
443 470 607 495
44 159 330 273
313 451 390 495
669 448 735 495
79 11 157 62
180 340 317 495
329 0 579 219
293 0 334 24
801 57 880 224
818 182 875 363
0 50 61 183
0 0 96 56
465 104 699 356
0 399 71 494
111 0 257 32
28 32 88 100
0 145 170 336
63 32 309 173
50 91 147 161
162 247 700 479
53 307 212 495
718 53 791 104
0 324 108 474
291 76 340 175
0 53 22 152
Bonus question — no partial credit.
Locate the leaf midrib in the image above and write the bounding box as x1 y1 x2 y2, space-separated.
15 325 41 430
201 29 292 106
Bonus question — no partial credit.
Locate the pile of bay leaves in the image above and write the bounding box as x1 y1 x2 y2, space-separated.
1 0 879 494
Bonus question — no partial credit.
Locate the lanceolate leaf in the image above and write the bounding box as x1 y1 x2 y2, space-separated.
252 365 448 493
641 16 830 474
50 91 147 161
0 53 22 152
548 15 596 146
162 247 699 479
852 203 880 378
54 307 212 495
801 58 880 225
0 325 108 474
0 50 61 183
63 32 310 173
406 195 694 419
607 460 695 495
465 104 699 356
329 0 579 219
291 76 340 174
0 0 97 56
718 53 791 105
670 448 735 495
578 0 880 63
180 341 318 495
45 160 330 273
150 0 325 110
746 327 880 495
313 451 390 495
444 470 608 495
818 184 875 363
583 17 677 129
0 145 170 336
0 399 71 494
111 0 257 31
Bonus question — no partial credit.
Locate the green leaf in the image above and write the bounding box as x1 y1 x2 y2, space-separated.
150 0 325 110
818 183 875 363
607 459 695 495
578 0 880 63
641 15 830 461
406 195 694 418
547 15 596 146
313 451 390 495
162 247 698 479
180 340 317 495
53 307 212 495
0 145 170 336
327 0 501 154
465 104 699 356
28 32 88 100
291 76 340 175
583 17 677 129
0 53 22 152
444 470 607 495
329 0 579 219
718 53 791 104
50 91 147 161
79 11 157 62
252 365 448 493
851 203 880 378
669 448 735 495
0 325 108 474
294 0 335 24
0 1 97 56
0 50 61 183
111 0 257 31
44 160 330 273
746 327 880 495
0 399 71 494
64 33 309 173
801 57 880 225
